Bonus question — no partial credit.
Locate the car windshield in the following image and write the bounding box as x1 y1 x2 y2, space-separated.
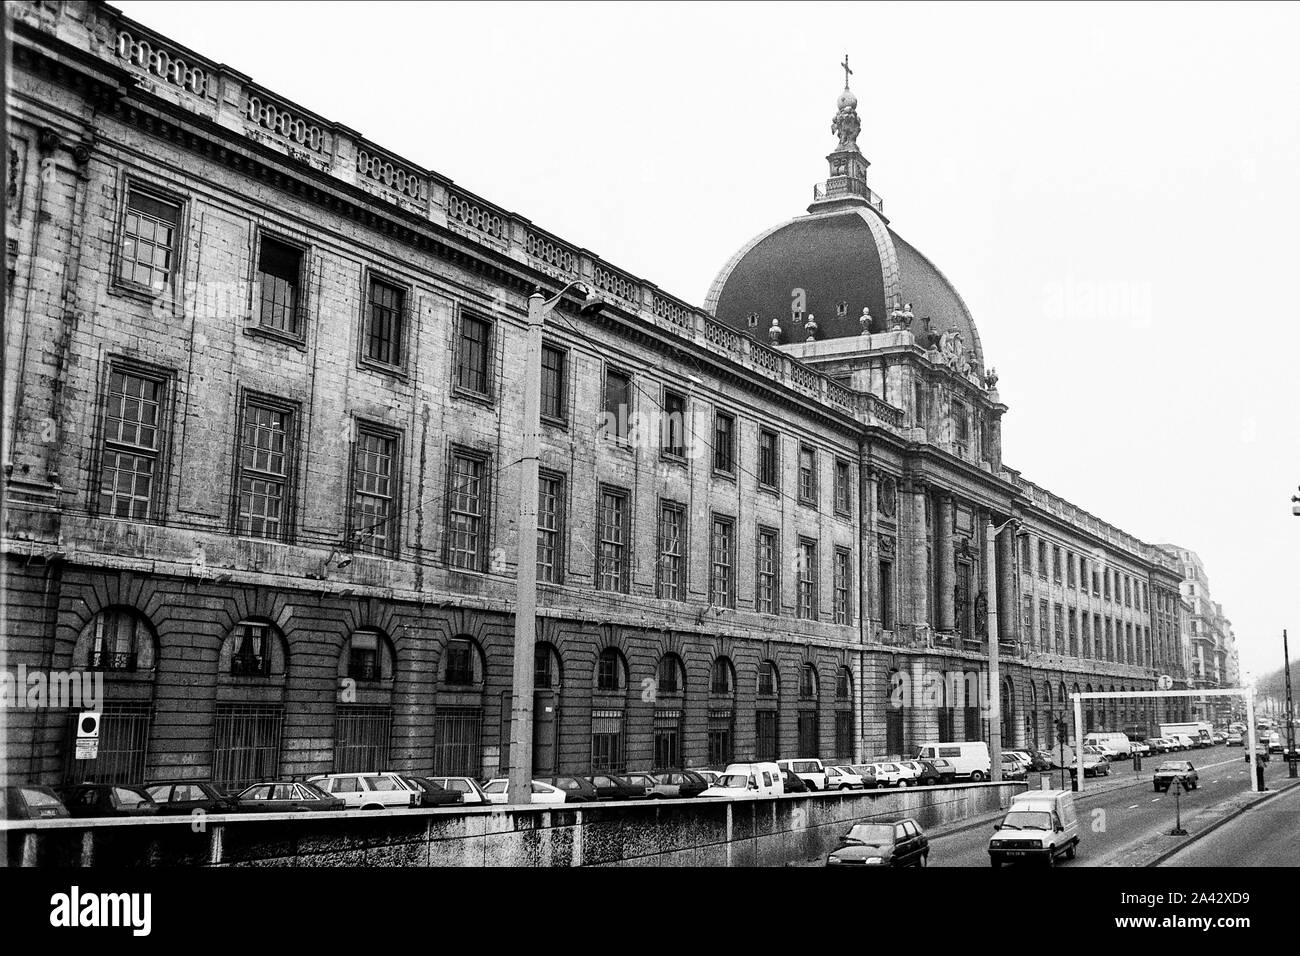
1158 763 1189 772
999 810 1052 831
483 780 508 793
844 824 893 845
21 788 62 808
717 774 750 788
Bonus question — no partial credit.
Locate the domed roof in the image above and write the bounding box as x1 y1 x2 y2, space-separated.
703 203 984 372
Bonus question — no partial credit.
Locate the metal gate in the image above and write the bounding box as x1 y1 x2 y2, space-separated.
64 702 153 785
212 703 285 792
334 704 393 772
652 709 682 771
431 706 483 777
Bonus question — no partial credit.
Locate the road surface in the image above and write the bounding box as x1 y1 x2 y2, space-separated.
1159 773 1300 867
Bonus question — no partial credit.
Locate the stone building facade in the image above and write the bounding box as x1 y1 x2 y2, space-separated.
3 1 1187 790
1160 545 1241 723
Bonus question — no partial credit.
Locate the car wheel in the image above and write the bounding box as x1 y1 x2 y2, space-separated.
1065 842 1076 860
1046 847 1057 867
970 771 986 782
362 804 383 811
919 851 929 868
1154 784 1161 792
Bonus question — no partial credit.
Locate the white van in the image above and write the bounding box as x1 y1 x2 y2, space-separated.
1084 732 1132 758
915 742 992 781
988 789 1080 867
701 762 785 798
775 758 827 791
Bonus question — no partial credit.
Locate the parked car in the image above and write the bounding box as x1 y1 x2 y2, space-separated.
868 762 907 787
1153 761 1199 792
308 772 421 809
1226 732 1244 747
144 780 237 814
1002 751 1032 773
402 776 464 807
691 771 722 790
1148 737 1175 754
1129 741 1151 757
57 783 159 818
917 758 956 786
915 742 992 781
781 768 809 793
1000 755 1028 781
234 781 344 813
587 773 646 800
535 774 601 803
897 760 928 786
989 789 1079 867
848 765 880 790
481 778 566 805
623 770 709 799
1211 732 1228 745
776 758 828 791
826 819 929 867
1083 745 1112 763
1 784 69 820
426 776 491 805
1029 751 1055 772
826 766 867 790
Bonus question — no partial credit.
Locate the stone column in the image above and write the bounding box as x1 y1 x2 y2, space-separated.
907 479 929 629
997 521 1016 645
865 466 880 628
937 494 955 633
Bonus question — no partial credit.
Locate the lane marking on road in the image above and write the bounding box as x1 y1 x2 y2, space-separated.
1128 804 1138 809
1151 798 1161 803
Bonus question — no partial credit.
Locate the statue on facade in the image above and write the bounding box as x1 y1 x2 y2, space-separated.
768 315 782 344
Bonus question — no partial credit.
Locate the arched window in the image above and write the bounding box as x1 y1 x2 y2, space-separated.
1029 681 1039 746
799 663 819 701
886 669 906 756
443 635 484 687
710 657 735 696
534 641 561 690
79 607 156 672
657 653 685 696
834 666 855 761
225 619 286 678
596 647 626 692
836 666 853 702
757 660 779 698
1001 677 1015 747
343 628 393 682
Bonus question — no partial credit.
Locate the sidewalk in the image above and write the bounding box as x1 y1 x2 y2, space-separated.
1103 775 1300 867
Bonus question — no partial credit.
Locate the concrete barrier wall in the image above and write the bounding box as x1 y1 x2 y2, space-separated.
3 782 1024 867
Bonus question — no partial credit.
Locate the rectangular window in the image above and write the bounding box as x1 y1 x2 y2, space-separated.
1038 599 1049 650
256 236 303 336
758 428 779 488
431 706 483 777
755 710 779 762
334 705 393 773
713 410 735 474
835 711 854 760
710 515 735 608
540 344 567 423
1020 535 1032 568
1104 569 1112 601
1068 608 1078 656
1067 553 1076 588
455 312 492 395
537 471 564 584
879 559 894 630
1037 540 1048 579
597 486 630 592
211 703 284 792
657 501 685 600
652 710 683 771
97 367 166 520
834 459 851 515
1124 577 1132 607
351 426 398 556
591 710 626 773
602 368 632 441
952 400 969 457
1081 613 1091 658
833 547 851 625
797 538 818 620
1052 546 1062 583
707 710 734 766
1022 595 1033 636
445 640 474 685
365 276 405 369
798 711 819 757
119 188 180 289
798 444 817 505
1092 570 1101 596
661 389 686 458
236 397 293 540
1054 604 1065 655
756 527 779 615
446 451 487 570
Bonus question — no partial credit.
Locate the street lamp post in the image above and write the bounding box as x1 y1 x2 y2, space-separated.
506 281 592 806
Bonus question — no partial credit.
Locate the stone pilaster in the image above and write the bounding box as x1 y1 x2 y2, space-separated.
937 494 955 633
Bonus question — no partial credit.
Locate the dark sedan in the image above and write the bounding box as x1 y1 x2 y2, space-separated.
57 783 159 818
917 758 956 786
402 776 463 807
145 780 237 814
625 770 709 799
2 784 69 820
537 774 601 803
826 818 929 867
1153 762 1199 792
782 768 809 793
234 781 345 812
587 773 646 800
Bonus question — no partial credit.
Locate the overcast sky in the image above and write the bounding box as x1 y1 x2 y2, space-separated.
116 1 1300 682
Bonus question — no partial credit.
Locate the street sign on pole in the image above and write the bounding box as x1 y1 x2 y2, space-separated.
75 711 100 761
